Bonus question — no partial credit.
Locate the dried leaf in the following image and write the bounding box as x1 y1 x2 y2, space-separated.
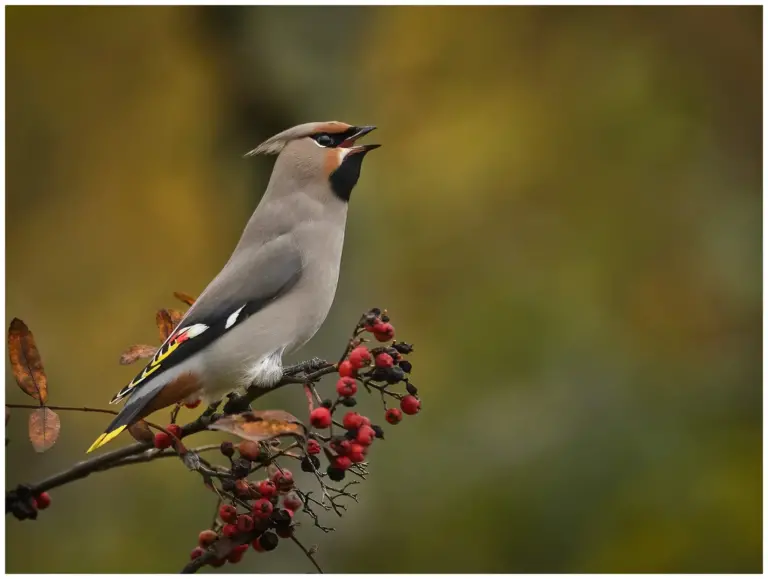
167 309 185 328
119 344 158 365
127 420 154 443
155 309 176 342
173 291 197 307
28 407 60 452
8 319 48 404
210 410 306 443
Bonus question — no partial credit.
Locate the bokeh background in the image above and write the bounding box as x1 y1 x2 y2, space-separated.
5 5 762 573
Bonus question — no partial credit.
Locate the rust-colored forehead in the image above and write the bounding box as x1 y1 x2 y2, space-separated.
314 121 353 134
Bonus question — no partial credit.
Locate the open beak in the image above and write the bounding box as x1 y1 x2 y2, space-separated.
342 125 381 154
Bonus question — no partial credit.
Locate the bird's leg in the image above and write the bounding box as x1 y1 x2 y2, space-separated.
284 357 328 376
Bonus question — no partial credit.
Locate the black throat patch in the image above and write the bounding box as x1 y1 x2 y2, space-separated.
329 153 368 202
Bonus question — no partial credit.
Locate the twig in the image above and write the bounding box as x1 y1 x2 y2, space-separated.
291 534 324 573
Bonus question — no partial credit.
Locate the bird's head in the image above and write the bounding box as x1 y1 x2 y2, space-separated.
246 121 380 201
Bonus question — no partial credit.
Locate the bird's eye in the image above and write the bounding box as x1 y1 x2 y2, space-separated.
315 134 334 147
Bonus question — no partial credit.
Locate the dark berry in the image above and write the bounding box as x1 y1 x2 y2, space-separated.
153 432 172 450
220 441 235 457
321 398 333 409
399 360 413 373
400 395 421 415
271 508 293 528
372 425 385 439
369 307 382 316
310 407 332 429
232 458 251 479
327 466 346 481
234 479 250 497
405 381 418 396
386 365 405 384
210 558 226 568
300 455 321 472
221 478 236 493
259 531 279 552
393 342 413 354
341 396 357 407
380 313 390 323
276 526 293 539
370 367 390 382
385 408 403 424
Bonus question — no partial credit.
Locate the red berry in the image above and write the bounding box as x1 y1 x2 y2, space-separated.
190 547 205 560
336 377 358 397
332 439 352 456
375 353 394 368
198 529 218 547
184 399 201 409
338 360 356 378
153 432 172 450
359 414 372 427
283 492 302 511
307 439 321 455
271 469 294 490
219 504 238 524
257 479 277 498
342 411 363 430
348 443 366 463
235 479 252 498
373 322 395 342
237 514 254 533
35 492 51 510
252 538 265 552
400 395 421 415
310 407 332 429
356 425 375 446
348 346 372 369
333 455 352 470
238 440 261 460
385 408 403 424
166 424 183 439
222 523 238 538
252 498 273 519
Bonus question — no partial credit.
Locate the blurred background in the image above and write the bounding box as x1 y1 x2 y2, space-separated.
5 5 762 573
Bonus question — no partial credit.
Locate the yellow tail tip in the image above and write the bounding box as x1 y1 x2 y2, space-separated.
86 425 127 453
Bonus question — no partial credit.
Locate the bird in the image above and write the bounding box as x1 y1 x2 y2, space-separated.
86 121 380 453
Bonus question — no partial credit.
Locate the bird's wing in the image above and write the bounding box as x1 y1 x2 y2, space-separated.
111 234 303 405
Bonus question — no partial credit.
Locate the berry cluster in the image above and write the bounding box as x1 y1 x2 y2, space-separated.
185 308 419 570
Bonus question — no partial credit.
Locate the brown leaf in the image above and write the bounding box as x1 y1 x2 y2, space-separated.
173 291 197 307
8 319 48 404
210 410 306 443
119 344 158 365
155 309 176 342
127 420 154 443
167 309 185 328
28 407 60 452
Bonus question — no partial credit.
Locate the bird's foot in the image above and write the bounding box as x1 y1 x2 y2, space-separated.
222 392 252 415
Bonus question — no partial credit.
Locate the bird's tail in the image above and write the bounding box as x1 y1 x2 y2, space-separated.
86 385 160 453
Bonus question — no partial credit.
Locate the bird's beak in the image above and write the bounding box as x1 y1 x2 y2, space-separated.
342 125 381 155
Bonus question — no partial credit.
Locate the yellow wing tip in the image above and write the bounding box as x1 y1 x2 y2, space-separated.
86 425 127 453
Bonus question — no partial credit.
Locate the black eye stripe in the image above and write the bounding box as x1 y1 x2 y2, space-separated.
312 127 359 148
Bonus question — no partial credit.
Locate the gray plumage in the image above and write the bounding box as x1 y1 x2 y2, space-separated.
89 121 379 451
